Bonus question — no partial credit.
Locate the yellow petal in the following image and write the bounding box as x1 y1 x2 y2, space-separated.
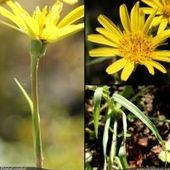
143 8 157 34
89 48 119 57
152 56 170 62
58 5 84 27
151 51 170 62
62 0 78 5
142 7 156 14
97 14 122 36
46 1 63 26
147 60 167 73
6 0 39 37
152 16 162 26
152 50 170 57
106 58 126 74
142 0 162 8
157 19 168 34
33 6 48 32
96 28 120 45
130 2 140 31
119 4 131 32
152 30 170 47
88 34 118 47
0 19 22 32
138 9 145 31
6 0 30 17
0 6 27 31
121 61 134 81
43 23 84 43
143 61 155 75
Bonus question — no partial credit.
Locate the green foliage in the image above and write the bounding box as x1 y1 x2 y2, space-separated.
86 85 166 169
112 93 164 146
93 87 103 138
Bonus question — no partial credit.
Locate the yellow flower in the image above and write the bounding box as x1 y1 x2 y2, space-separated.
0 0 84 43
62 0 78 5
142 0 170 33
88 2 170 81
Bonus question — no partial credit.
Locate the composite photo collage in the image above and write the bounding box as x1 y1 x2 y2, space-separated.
0 0 170 170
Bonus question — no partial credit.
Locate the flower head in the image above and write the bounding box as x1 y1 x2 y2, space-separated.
142 0 170 33
0 0 84 43
88 2 170 81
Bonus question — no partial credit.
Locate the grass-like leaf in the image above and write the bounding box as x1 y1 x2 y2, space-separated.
118 141 129 170
93 87 103 138
116 111 129 169
14 78 33 113
122 111 127 142
112 93 163 145
109 120 118 169
103 108 112 170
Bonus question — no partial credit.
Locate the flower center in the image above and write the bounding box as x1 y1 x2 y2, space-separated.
163 5 170 18
119 33 153 63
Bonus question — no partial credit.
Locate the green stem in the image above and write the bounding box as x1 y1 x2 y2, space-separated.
29 40 46 168
31 55 43 168
109 120 118 170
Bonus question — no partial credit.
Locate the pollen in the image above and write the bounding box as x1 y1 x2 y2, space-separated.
162 5 170 18
119 33 153 63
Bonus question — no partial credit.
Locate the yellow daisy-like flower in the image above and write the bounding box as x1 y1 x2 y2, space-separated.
88 2 170 81
142 0 170 33
0 0 84 43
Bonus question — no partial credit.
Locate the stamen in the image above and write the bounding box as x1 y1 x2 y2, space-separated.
163 5 170 18
119 33 153 63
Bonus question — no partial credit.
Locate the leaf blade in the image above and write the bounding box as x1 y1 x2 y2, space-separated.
14 78 33 113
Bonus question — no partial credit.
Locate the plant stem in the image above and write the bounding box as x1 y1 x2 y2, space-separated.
31 55 43 168
109 120 118 170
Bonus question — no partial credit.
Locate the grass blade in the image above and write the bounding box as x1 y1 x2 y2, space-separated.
115 157 123 170
14 78 33 113
93 87 103 138
122 111 127 142
112 93 163 145
109 120 118 170
103 108 112 170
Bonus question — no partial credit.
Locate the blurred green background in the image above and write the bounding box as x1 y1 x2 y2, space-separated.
0 0 84 169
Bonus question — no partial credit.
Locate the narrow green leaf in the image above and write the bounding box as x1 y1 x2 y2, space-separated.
103 108 112 170
14 78 33 113
118 111 129 169
93 87 103 138
109 120 118 164
85 162 93 170
86 57 112 66
115 157 123 170
122 111 127 142
112 93 163 145
118 141 129 170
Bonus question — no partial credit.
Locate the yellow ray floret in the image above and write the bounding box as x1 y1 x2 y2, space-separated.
142 0 170 33
0 0 84 43
88 2 170 81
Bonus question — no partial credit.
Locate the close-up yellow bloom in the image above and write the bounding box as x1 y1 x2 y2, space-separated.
0 0 84 43
141 0 170 33
88 2 170 81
